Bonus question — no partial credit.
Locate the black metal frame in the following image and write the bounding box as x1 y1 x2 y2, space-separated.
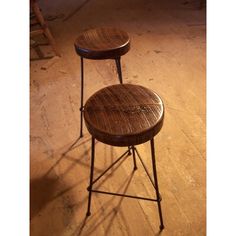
86 137 164 230
79 56 123 138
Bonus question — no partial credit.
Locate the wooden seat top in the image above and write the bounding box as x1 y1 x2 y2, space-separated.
74 27 130 59
84 84 164 147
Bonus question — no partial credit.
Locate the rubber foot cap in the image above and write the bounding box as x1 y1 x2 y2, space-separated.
86 212 91 217
159 225 164 230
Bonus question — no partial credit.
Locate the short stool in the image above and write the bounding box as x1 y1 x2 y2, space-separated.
74 27 130 138
84 84 165 230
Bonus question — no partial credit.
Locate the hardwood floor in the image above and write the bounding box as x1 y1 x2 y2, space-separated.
30 0 206 235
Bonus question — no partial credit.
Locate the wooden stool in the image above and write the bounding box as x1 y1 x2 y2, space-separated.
84 84 165 230
74 27 130 138
30 0 61 59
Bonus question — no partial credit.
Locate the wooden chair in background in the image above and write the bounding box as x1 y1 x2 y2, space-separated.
30 0 60 60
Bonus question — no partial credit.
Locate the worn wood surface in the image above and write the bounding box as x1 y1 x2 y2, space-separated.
84 84 164 146
30 0 206 235
74 27 130 59
30 0 61 58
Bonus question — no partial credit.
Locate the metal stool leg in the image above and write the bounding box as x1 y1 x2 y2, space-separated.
86 137 95 216
131 146 137 170
80 57 84 138
115 57 123 84
128 146 132 155
150 138 164 230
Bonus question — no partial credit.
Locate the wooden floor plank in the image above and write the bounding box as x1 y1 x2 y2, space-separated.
30 0 206 235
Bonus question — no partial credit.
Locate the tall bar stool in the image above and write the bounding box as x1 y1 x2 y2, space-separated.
74 27 130 138
84 84 165 230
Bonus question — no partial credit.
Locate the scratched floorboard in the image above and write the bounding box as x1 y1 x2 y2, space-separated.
30 0 206 235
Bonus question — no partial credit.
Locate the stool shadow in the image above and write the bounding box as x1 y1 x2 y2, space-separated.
44 135 93 178
30 176 85 220
104 172 134 235
62 134 91 156
47 141 128 190
30 176 58 219
73 171 135 235
92 150 130 190
30 175 81 236
72 215 89 236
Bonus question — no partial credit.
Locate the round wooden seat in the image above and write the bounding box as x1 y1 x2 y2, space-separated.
74 27 130 59
84 84 164 147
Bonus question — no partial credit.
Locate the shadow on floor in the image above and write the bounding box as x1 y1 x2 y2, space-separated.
72 170 135 235
30 176 58 219
30 175 78 236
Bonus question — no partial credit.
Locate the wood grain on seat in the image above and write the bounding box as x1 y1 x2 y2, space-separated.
84 84 164 146
74 27 130 59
